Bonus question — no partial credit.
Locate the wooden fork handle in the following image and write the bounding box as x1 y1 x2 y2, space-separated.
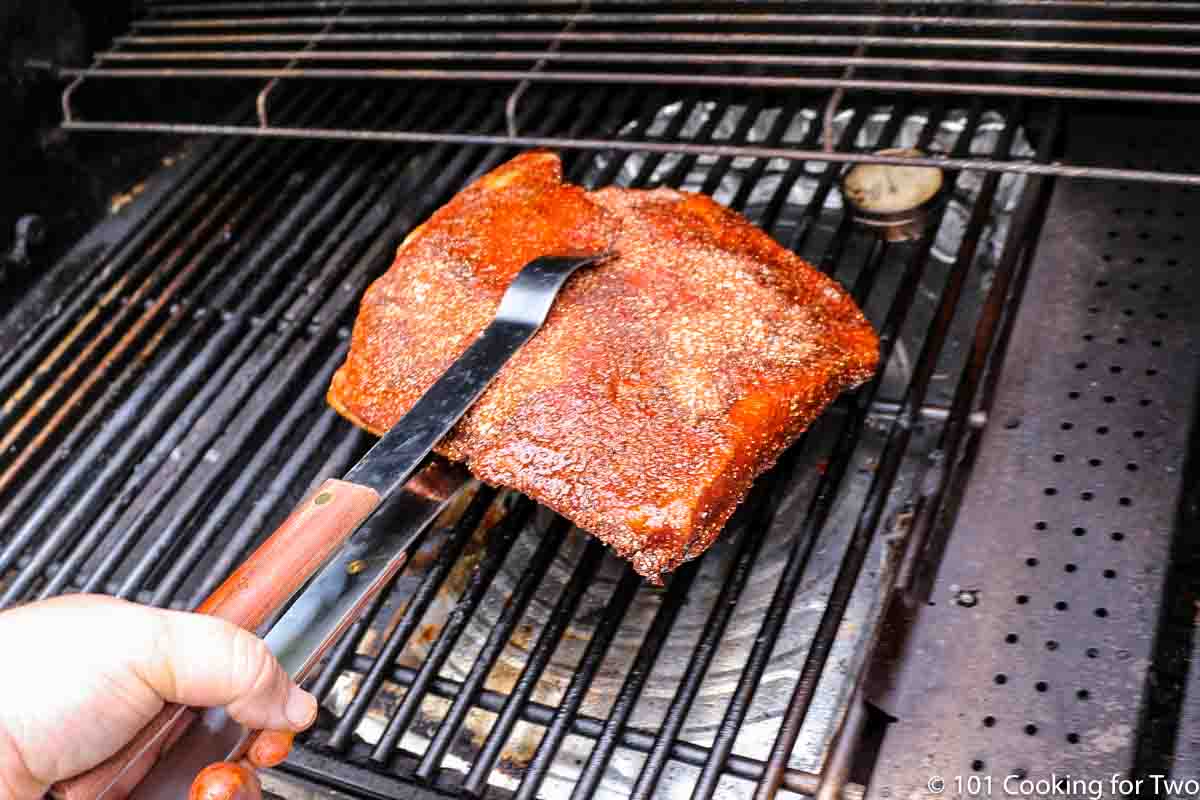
51 478 381 800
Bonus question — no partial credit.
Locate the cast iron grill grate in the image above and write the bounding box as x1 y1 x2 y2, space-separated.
0 77 1054 799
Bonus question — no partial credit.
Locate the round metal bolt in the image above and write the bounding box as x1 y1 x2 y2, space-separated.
955 589 979 607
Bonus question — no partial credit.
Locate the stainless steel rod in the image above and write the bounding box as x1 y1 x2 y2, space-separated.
129 12 1200 32
142 0 1200 11
56 67 1200 104
93 48 1200 82
112 31 1200 56
59 119 1200 186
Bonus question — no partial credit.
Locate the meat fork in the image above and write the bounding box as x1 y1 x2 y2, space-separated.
55 252 610 800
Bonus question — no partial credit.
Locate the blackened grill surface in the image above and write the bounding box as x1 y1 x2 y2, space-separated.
0 79 1193 800
0 84 1050 800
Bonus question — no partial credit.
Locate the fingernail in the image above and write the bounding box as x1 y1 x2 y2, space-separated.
285 685 318 730
189 762 260 800
248 730 295 769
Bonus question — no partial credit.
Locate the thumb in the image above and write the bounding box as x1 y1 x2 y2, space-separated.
138 609 317 732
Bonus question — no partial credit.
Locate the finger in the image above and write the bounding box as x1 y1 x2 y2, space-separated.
137 609 317 732
247 730 295 769
188 761 261 800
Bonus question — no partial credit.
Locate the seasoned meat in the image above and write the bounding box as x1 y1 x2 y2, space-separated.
328 152 878 582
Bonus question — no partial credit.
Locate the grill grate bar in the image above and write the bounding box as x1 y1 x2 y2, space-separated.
695 101 934 795
752 97 826 235
800 104 1063 800
306 484 495 702
0 88 335 581
114 342 345 600
722 101 966 799
630 484 782 798
114 31 1200 59
586 89 671 189
0 135 230 387
632 104 880 800
350 84 632 772
2 77 518 611
0 82 309 417
0 142 287 490
141 0 1200 10
411 501 544 779
0 325 198 604
2 79 509 607
696 94 766 198
54 122 1200 186
220 80 538 624
556 87 639 180
661 88 737 193
340 485 498 757
335 652 819 792
460 538 609 794
74 211 366 597
127 12 1200 31
627 90 703 189
96 88 468 602
123 170 418 605
167 375 361 608
756 102 1025 799
329 488 521 755
595 90 840 796
342 88 708 789
333 87 624 782
0 86 325 483
534 90 792 799
892 110 1062 600
0 89 394 606
137 0 1200 10
577 557 706 795
317 82 610 756
57 68 1200 107
93 49 1200 84
511 566 643 800
788 108 876 254
592 101 865 800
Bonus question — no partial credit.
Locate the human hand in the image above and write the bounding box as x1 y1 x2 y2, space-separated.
0 594 318 800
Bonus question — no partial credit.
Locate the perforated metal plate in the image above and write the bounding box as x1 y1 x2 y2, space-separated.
867 112 1200 795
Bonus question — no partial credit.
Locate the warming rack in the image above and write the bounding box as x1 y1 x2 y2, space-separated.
48 0 1200 185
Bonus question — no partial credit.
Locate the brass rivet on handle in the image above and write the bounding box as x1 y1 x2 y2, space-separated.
347 560 367 575
314 491 333 506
